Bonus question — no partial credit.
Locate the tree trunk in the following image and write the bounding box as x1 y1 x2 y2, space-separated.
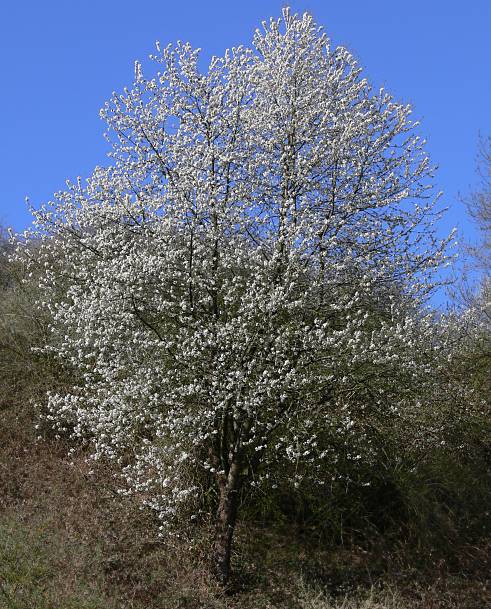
213 461 240 587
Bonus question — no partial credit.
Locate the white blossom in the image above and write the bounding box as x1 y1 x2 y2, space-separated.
11 9 469 541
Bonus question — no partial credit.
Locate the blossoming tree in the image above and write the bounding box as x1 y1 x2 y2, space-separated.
15 9 456 584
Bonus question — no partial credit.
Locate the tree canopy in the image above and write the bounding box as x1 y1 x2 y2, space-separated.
13 9 477 585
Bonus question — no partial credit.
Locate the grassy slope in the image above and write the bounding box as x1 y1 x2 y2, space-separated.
0 383 490 609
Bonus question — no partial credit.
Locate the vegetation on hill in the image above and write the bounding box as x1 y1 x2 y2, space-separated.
0 10 489 608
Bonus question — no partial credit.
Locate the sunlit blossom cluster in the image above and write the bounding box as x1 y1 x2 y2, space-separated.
13 10 474 529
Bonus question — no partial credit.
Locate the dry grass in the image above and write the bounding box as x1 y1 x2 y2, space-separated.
297 581 491 609
0 374 490 608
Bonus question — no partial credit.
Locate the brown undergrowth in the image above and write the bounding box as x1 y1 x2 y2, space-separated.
0 386 489 609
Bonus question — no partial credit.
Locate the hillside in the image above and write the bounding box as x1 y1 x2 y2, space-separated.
0 375 489 608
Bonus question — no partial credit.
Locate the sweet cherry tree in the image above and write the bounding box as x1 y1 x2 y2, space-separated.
15 10 455 584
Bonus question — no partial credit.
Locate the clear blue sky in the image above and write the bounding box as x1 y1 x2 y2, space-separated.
1 0 489 255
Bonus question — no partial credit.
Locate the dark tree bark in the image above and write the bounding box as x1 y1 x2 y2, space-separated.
213 459 241 587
